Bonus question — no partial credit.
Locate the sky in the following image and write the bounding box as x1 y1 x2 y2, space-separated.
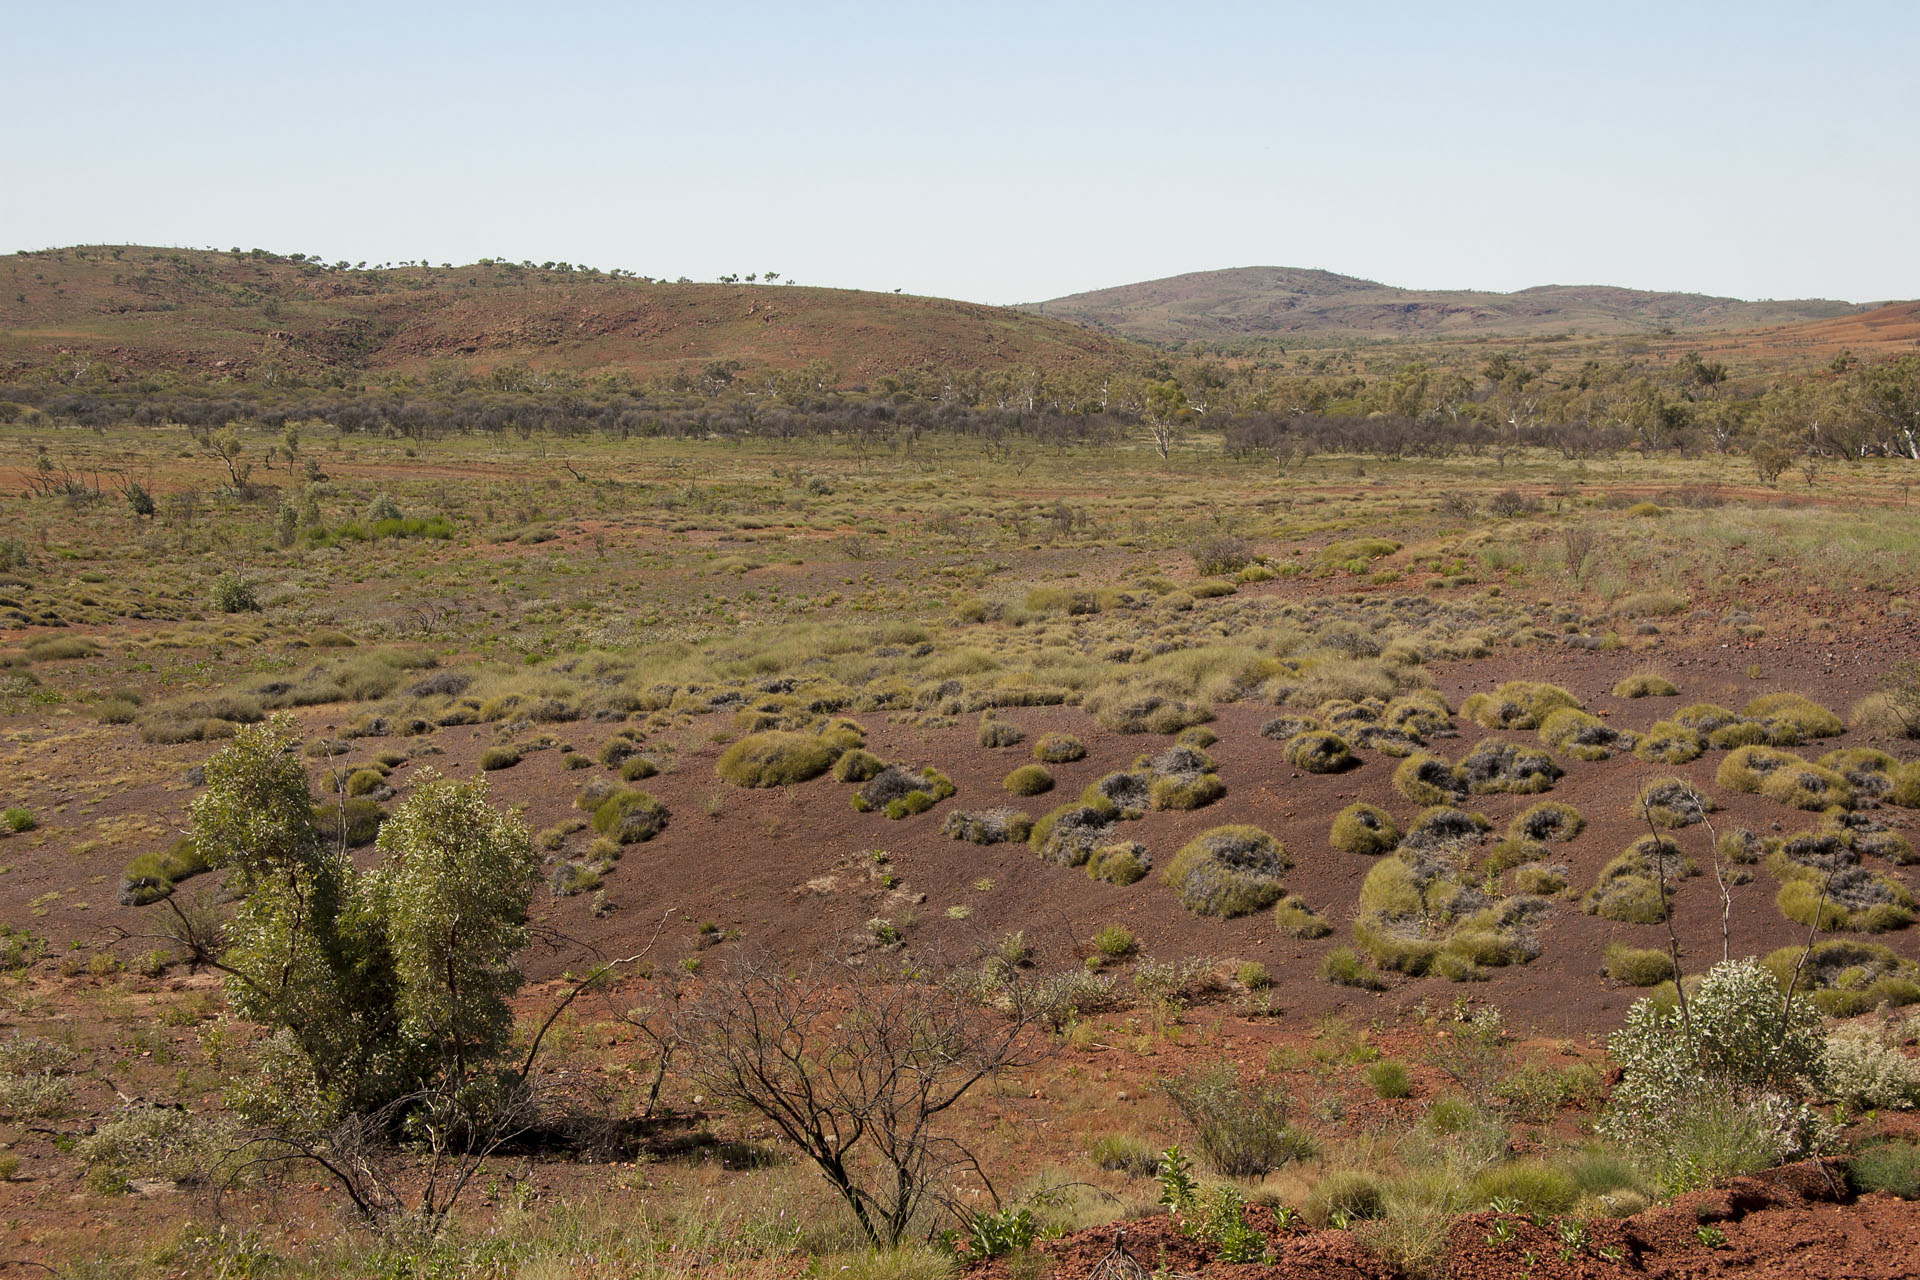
4 1 1916 306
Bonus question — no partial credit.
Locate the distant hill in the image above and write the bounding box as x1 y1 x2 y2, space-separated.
1023 266 1875 345
0 246 1146 385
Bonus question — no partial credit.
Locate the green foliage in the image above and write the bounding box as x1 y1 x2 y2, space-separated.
1031 732 1085 763
1321 945 1385 989
1089 1132 1160 1176
1849 1140 1920 1199
118 837 211 906
1613 672 1678 698
1285 730 1354 774
1364 1058 1413 1099
1634 720 1705 764
1469 1161 1577 1215
478 745 521 771
211 572 261 614
1160 1063 1313 1176
1329 802 1400 855
1605 944 1677 987
716 729 846 787
1393 752 1466 805
1091 923 1137 959
976 718 1024 749
1461 680 1581 730
591 789 670 844
1304 1169 1384 1226
1001 764 1053 796
1084 841 1148 884
1272 891 1332 939
954 1206 1035 1262
2 807 35 834
1163 825 1290 917
834 748 885 783
1638 776 1714 828
193 721 535 1132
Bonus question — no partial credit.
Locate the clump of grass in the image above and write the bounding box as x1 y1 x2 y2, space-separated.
1091 924 1137 959
1714 744 1804 794
977 717 1024 749
1604 943 1677 986
1330 802 1401 856
1089 1133 1161 1177
1393 752 1467 805
1584 835 1696 923
1613 671 1678 698
1461 680 1581 730
116 838 210 906
1745 692 1845 741
619 755 659 781
1363 1059 1413 1099
1776 867 1915 933
23 636 97 661
1634 720 1705 764
1507 800 1583 845
1085 841 1151 885
314 796 383 848
1002 763 1054 796
941 807 1032 845
1849 1140 1920 1199
591 789 669 844
1082 687 1213 735
478 745 521 771
2 807 36 835
1321 945 1385 989
1164 825 1290 917
1285 730 1354 774
716 726 854 787
1458 739 1561 794
1761 939 1920 1015
1470 1161 1577 1215
1031 802 1114 867
1637 776 1715 828
1032 732 1086 763
1273 891 1332 938
1304 1169 1385 1226
833 748 885 783
1537 706 1636 761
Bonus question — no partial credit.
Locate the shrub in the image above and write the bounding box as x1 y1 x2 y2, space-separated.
1261 714 1321 740
1614 672 1679 698
1584 836 1695 923
1470 1161 1577 1214
1715 744 1804 794
1091 924 1137 959
591 790 669 844
834 748 885 783
1161 1063 1313 1177
1758 761 1855 812
1175 725 1218 748
1364 1059 1412 1099
1850 1141 1920 1199
1330 802 1400 855
942 807 1032 845
1462 681 1581 730
1089 1133 1161 1177
1031 803 1114 867
1304 1170 1384 1226
619 754 659 782
1322 945 1385 989
1508 800 1583 845
1745 692 1845 741
1896 762 1920 809
1635 720 1705 764
1083 688 1213 735
977 718 1024 749
1638 776 1715 828
1776 870 1914 933
1149 772 1225 811
716 729 844 787
1393 752 1466 805
2 807 34 834
1285 731 1354 774
1458 739 1561 794
1823 1027 1919 1110
210 573 261 613
1272 891 1331 938
1599 958 1828 1194
313 795 383 848
1032 732 1086 763
117 838 211 906
1605 944 1676 986
478 745 521 771
1164 825 1290 917
1085 841 1150 885
1193 534 1254 577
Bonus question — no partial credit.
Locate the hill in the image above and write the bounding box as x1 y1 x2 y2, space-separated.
1024 265 1875 345
0 245 1147 385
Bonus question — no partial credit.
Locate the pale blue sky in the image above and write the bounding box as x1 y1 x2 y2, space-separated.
5 1 1915 305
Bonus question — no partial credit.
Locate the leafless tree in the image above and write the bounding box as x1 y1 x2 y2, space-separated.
674 953 1044 1247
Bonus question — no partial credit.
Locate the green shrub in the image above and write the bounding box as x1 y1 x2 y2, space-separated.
1176 725 1218 748
1164 825 1290 917
1605 944 1676 987
1461 680 1581 730
1745 692 1845 740
1850 1140 1920 1199
1272 891 1331 939
1364 1059 1412 1099
1758 761 1854 811
478 745 521 771
1321 946 1385 989
313 795 384 847
1091 924 1137 959
1393 752 1466 805
1459 739 1561 794
117 838 212 906
943 807 1032 845
1823 1027 1920 1110
1304 1169 1384 1225
2 807 35 834
1895 762 1920 808
1635 720 1705 764
1638 776 1715 828
1613 672 1678 698
619 754 659 782
977 718 1024 749
833 748 884 783
716 730 843 787
210 573 261 614
1714 744 1805 794
1085 841 1149 885
1089 1132 1161 1177
1584 836 1695 923
591 790 669 844
1285 730 1354 774
1032 732 1086 763
1031 802 1114 866
1161 1063 1313 1177
1776 872 1914 933
1470 1161 1577 1214
1507 800 1583 845
1148 771 1225 810
1083 687 1212 735
1330 803 1400 855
